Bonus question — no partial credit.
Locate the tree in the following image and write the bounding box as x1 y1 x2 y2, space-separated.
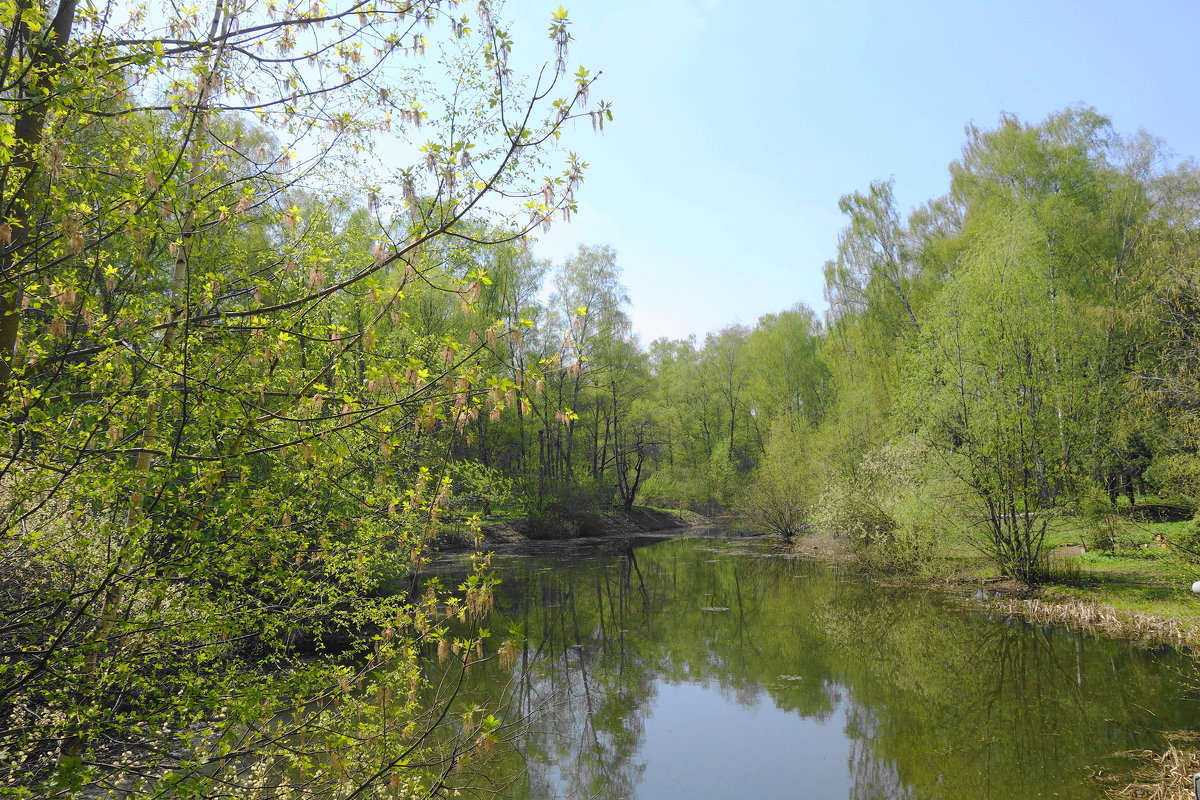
740 416 814 537
825 178 921 334
744 304 828 429
903 209 1092 582
700 324 751 464
0 0 608 795
531 243 630 498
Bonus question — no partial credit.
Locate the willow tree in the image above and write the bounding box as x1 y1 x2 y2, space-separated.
903 209 1093 582
949 108 1164 499
0 0 607 796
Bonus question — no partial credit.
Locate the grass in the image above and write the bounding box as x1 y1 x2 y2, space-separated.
922 512 1200 642
1034 515 1200 631
1042 516 1091 549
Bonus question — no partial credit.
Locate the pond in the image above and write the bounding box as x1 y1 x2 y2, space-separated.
434 530 1200 799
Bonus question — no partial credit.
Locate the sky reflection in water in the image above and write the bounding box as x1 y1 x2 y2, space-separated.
437 534 1199 800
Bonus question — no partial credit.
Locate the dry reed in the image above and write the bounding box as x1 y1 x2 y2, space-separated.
987 597 1196 650
1104 734 1200 799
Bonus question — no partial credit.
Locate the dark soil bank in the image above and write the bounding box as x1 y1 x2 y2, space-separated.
430 508 705 548
512 508 698 541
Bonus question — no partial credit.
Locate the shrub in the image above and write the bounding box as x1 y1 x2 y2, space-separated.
740 479 810 537
638 469 701 512
812 437 944 573
1170 513 1200 564
1145 453 1200 507
1078 487 1120 551
450 461 516 517
521 513 580 540
737 418 817 536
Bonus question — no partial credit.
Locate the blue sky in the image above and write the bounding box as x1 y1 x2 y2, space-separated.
506 0 1200 342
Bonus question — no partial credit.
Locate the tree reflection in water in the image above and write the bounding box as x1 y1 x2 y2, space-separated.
432 535 1198 800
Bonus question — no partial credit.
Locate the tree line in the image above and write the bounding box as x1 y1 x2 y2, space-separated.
633 108 1200 584
449 108 1200 592
388 105 1200 594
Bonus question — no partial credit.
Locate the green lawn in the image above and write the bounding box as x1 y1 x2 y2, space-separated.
932 513 1200 625
1042 515 1199 622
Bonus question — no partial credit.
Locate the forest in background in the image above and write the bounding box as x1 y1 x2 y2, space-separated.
658 108 1200 582
442 107 1200 591
5 0 1200 796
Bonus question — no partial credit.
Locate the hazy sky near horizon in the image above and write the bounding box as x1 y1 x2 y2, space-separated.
503 0 1200 343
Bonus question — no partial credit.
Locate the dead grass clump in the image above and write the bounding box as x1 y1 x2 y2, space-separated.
1104 733 1200 799
988 597 1194 650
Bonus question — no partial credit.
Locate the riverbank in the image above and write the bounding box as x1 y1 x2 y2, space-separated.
436 506 710 549
978 566 1200 799
773 514 1200 800
771 513 1200 650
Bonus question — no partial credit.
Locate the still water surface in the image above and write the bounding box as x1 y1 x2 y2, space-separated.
441 531 1199 799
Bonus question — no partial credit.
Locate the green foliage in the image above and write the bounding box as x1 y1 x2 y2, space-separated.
1077 487 1122 551
635 469 692 510
451 460 516 517
812 438 941 572
739 472 809 536
901 206 1093 581
0 0 610 795
6 21 1200 788
1145 453 1200 505
605 107 1200 588
738 418 815 536
1170 514 1200 565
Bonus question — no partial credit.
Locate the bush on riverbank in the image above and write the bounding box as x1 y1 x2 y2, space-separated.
808 438 954 573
